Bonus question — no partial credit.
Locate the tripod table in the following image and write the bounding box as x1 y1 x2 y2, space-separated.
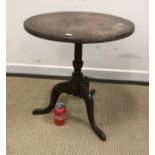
24 12 135 141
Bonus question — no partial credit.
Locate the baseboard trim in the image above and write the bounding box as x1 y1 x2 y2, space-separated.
6 72 149 85
6 63 149 85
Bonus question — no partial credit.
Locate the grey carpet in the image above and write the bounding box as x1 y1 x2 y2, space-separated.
6 77 149 155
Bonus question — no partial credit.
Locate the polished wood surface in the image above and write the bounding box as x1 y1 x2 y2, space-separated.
24 12 135 43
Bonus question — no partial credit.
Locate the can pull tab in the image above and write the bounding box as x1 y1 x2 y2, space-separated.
55 102 64 109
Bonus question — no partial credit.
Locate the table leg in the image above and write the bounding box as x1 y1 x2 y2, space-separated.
32 81 72 114
79 84 106 141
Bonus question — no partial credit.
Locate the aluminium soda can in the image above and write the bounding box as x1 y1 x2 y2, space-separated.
54 103 66 126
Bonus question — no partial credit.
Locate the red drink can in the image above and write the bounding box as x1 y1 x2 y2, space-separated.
54 103 66 126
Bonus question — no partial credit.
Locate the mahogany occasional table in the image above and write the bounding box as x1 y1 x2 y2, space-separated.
24 12 135 141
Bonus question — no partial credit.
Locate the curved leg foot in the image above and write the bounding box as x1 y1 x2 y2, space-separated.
33 81 72 115
79 85 106 141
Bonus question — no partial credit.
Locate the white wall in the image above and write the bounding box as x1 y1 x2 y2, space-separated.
6 0 149 81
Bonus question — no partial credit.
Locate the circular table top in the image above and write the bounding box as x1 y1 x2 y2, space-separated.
24 12 135 44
